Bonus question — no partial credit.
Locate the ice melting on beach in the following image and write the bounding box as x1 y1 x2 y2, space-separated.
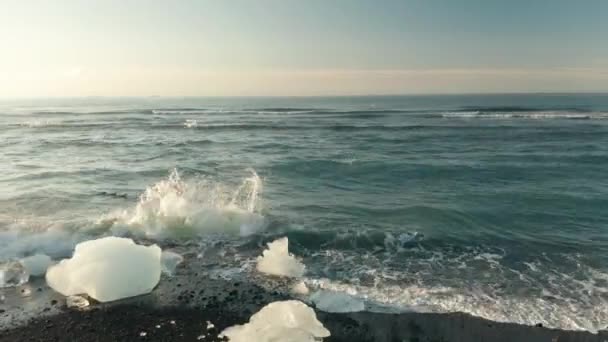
220 300 330 342
0 261 29 288
20 254 53 277
161 251 183 276
46 236 161 302
310 290 365 313
256 237 306 278
107 169 266 239
66 295 90 309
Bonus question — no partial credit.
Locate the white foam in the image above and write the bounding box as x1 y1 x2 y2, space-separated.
19 254 53 277
46 236 162 302
108 169 266 240
0 228 83 261
256 237 306 278
184 119 198 128
442 111 608 120
220 300 330 342
306 271 608 332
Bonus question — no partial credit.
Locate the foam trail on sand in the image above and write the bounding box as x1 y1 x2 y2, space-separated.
220 300 330 342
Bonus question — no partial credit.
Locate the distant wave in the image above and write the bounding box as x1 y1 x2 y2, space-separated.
162 123 434 131
441 110 608 120
15 106 608 121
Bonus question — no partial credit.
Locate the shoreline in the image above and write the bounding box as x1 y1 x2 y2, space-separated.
1 273 605 342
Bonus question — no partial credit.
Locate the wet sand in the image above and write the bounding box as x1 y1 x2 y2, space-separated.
1 275 605 342
1 253 606 342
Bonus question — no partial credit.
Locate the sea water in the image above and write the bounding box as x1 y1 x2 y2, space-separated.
0 94 607 331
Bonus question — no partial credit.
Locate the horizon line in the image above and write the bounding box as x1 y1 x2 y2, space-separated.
2 91 608 100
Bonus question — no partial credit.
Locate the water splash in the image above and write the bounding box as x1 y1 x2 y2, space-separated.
108 169 266 239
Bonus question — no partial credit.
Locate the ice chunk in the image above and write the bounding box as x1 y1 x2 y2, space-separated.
46 236 162 302
220 300 330 342
291 280 310 295
256 237 305 278
20 254 53 277
161 251 183 276
0 261 29 288
66 295 90 309
310 290 365 313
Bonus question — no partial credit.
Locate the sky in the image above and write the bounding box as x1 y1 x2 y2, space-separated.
1 0 608 97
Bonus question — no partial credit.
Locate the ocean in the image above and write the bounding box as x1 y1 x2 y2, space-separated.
1 94 607 331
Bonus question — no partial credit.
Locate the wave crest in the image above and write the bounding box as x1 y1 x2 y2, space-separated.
106 169 266 239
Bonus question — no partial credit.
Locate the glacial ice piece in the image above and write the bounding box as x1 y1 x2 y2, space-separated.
160 251 183 276
20 254 53 277
310 290 365 313
220 300 330 342
66 295 90 309
292 280 310 295
0 261 29 288
46 236 162 302
256 237 305 278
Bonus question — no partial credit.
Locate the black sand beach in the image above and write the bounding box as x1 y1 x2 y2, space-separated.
1 267 605 342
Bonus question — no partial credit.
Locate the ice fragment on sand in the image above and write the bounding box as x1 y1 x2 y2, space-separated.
161 251 183 276
66 295 90 308
256 237 305 278
220 300 330 342
310 290 365 313
46 236 161 302
0 261 29 288
20 254 53 277
292 280 310 295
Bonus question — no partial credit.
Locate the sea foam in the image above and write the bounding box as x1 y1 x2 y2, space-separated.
107 169 266 240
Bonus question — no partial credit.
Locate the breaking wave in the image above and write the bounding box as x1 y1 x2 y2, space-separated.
442 109 608 120
298 246 608 332
103 169 266 239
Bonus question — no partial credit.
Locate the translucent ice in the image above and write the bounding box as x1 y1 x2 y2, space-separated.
160 251 183 276
256 237 305 278
66 295 90 309
20 254 53 277
220 300 330 342
46 236 161 302
310 290 365 313
0 261 29 288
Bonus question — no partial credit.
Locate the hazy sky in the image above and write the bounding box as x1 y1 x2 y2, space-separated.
2 0 608 97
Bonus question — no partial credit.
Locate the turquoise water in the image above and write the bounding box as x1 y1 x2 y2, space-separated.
1 94 607 330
